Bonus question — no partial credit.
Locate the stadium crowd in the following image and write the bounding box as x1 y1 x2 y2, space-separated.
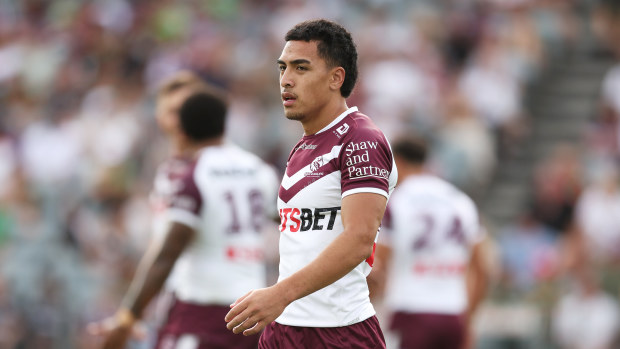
0 0 618 348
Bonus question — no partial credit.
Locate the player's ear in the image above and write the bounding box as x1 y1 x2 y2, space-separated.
329 67 345 91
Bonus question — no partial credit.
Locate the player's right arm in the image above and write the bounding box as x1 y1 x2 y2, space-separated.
89 160 202 348
122 222 195 319
88 222 195 349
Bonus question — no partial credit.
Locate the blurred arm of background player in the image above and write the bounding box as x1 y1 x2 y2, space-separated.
87 222 195 349
464 235 491 349
85 71 208 349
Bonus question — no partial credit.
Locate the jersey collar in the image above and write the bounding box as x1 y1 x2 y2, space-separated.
315 106 358 135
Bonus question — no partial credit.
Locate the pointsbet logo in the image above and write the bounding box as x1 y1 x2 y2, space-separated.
278 207 341 232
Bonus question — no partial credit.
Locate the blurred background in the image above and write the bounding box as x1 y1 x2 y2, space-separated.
1 0 620 348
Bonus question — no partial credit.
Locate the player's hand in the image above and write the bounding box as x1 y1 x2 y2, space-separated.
87 310 146 349
224 285 290 336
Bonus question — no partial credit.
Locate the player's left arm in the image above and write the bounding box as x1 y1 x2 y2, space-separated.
464 235 491 326
367 205 394 303
366 243 391 303
225 192 386 336
88 222 195 348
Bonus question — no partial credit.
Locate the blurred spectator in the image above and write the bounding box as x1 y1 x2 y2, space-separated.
574 161 620 265
552 269 620 349
585 60 620 165
433 85 497 197
458 31 526 158
497 209 559 295
0 124 18 204
0 277 22 348
584 103 619 167
591 0 620 56
530 144 583 236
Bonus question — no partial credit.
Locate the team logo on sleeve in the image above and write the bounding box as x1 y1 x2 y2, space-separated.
344 141 389 180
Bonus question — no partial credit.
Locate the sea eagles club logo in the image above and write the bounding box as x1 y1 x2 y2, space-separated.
309 156 324 172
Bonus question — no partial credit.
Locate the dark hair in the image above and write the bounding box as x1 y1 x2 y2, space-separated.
392 137 428 165
157 70 206 97
285 19 358 98
179 89 228 141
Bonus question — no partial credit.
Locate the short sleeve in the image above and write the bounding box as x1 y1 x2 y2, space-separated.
339 128 393 198
167 166 203 230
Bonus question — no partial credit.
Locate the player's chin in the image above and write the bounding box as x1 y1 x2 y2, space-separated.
284 111 304 121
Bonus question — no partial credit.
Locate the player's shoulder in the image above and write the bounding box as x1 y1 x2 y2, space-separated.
339 111 390 149
196 143 262 166
406 175 474 204
347 111 385 137
437 178 478 216
196 143 278 181
156 156 197 180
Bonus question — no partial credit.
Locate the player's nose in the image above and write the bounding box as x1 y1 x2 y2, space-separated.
280 70 294 88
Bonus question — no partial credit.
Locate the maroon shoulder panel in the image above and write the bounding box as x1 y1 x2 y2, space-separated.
153 157 203 215
339 112 393 195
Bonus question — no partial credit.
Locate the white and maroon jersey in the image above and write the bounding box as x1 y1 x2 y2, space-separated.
276 107 397 327
150 143 279 305
380 175 483 315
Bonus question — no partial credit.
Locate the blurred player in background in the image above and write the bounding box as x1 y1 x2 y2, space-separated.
89 71 279 349
369 137 490 349
225 19 397 348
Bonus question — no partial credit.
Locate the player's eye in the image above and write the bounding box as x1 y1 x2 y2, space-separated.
278 65 286 72
296 66 308 71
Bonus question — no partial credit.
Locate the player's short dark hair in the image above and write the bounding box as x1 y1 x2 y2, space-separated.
392 137 428 165
179 89 228 141
285 19 358 98
157 70 206 97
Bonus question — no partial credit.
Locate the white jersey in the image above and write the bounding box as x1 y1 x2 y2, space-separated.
381 175 482 314
150 143 279 304
276 107 397 327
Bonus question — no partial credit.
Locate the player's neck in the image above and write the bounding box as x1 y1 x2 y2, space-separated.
301 99 348 136
172 136 224 158
397 165 426 185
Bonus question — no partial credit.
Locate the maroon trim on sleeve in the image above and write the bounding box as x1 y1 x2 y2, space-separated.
168 160 203 215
